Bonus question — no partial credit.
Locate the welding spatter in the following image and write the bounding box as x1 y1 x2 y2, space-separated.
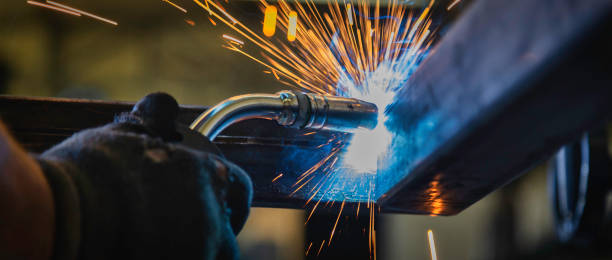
190 90 378 140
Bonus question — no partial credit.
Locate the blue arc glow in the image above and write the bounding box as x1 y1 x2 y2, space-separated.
339 54 425 176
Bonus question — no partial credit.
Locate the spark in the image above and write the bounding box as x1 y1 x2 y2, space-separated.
207 16 217 26
271 173 284 182
218 7 237 25
223 34 244 45
46 0 118 25
185 19 196 26
26 1 81 16
328 200 345 245
263 5 278 37
163 0 188 13
317 240 326 256
447 0 461 10
428 229 438 260
271 69 280 80
305 242 313 255
369 202 375 258
305 199 321 224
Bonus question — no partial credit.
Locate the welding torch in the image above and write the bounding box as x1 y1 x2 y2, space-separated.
190 90 379 140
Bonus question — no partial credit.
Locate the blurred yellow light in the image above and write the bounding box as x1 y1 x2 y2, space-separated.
346 4 353 25
263 6 278 37
287 11 297 42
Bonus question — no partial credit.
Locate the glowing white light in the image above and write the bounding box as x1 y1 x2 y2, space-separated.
340 60 408 173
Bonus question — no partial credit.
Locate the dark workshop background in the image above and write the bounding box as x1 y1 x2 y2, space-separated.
2 0 612 259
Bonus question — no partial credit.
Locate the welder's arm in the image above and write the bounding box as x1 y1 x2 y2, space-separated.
0 122 55 260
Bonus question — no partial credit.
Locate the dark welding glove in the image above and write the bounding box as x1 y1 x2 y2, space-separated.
36 93 252 260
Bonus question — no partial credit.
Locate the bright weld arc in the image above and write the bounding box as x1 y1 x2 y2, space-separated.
46 0 118 25
27 1 81 16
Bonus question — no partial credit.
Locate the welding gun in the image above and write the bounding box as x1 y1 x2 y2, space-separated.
190 90 379 140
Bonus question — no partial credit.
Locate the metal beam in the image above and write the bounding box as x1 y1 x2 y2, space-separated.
380 0 612 214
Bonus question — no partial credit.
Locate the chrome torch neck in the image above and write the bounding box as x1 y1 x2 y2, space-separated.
190 91 378 140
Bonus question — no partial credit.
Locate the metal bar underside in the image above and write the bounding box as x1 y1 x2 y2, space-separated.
380 0 612 214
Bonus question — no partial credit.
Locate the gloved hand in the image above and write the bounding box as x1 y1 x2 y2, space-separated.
36 93 252 260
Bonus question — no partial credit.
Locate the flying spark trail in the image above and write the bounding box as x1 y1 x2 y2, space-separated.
46 0 118 25
305 242 313 255
185 19 196 26
27 1 81 16
328 200 345 245
271 173 284 182
446 0 461 10
222 34 244 45
190 0 438 256
207 16 217 25
163 0 188 13
428 229 438 260
317 240 326 256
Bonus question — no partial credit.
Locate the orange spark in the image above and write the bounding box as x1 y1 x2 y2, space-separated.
328 200 345 245
46 0 118 25
223 34 244 45
271 173 284 182
305 242 313 255
207 16 217 25
290 175 315 196
271 69 280 80
162 0 187 13
184 19 196 26
27 1 81 16
305 199 321 224
447 0 461 10
317 240 326 256
216 4 238 24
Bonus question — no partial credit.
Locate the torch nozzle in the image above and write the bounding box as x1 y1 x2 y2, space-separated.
190 91 378 140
